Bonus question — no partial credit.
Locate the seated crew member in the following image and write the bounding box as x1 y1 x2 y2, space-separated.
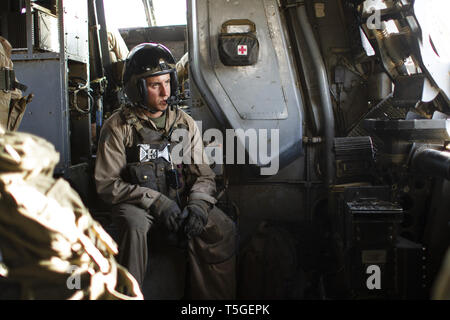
94 43 236 299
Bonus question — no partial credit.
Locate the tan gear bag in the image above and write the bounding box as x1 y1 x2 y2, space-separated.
0 131 143 299
0 36 32 132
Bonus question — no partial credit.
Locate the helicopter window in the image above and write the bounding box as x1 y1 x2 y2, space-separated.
103 0 186 29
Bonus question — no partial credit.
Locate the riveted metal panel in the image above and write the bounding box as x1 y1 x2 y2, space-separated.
14 59 71 173
63 0 89 63
209 0 288 120
188 0 304 169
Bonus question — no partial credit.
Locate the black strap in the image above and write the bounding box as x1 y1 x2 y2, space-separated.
0 68 27 92
14 81 27 91
121 106 180 142
164 107 180 140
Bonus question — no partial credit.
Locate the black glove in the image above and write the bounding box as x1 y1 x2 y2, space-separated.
182 200 211 239
150 194 182 232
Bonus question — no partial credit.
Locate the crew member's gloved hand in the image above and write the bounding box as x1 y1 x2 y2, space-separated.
150 194 182 232
182 200 211 239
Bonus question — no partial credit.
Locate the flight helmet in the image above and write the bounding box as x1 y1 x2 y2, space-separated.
122 43 179 111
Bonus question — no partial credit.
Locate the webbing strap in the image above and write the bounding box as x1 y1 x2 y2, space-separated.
121 107 180 141
0 68 27 92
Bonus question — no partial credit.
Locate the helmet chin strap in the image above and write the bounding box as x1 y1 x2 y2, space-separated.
146 106 161 114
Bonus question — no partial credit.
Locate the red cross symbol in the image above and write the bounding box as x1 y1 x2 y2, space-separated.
237 45 247 55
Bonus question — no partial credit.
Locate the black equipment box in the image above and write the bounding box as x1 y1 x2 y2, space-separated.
345 199 404 298
345 199 403 248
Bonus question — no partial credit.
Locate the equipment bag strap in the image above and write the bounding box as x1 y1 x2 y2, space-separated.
0 68 27 92
121 107 180 142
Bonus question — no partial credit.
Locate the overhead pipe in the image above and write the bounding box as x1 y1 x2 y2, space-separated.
295 1 336 189
291 1 341 273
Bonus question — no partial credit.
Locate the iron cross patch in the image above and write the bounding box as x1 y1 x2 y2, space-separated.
138 144 171 163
